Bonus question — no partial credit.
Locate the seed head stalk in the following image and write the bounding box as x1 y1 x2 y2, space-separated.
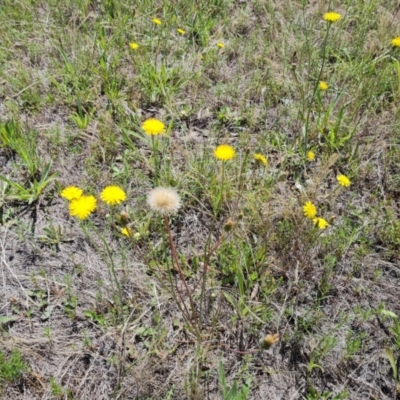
163 214 198 328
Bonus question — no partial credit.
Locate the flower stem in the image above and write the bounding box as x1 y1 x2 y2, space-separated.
163 214 198 329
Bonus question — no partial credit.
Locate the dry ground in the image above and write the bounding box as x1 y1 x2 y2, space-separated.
1 0 400 399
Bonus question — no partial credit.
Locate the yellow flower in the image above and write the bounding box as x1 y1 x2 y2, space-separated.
323 12 341 22
391 37 400 47
100 186 127 206
129 42 139 50
121 227 132 236
313 217 329 230
69 195 96 220
337 174 351 187
303 201 317 219
214 144 235 161
177 28 185 35
147 187 181 215
319 81 328 91
61 186 83 201
254 153 268 165
307 151 315 161
216 42 225 48
152 17 161 25
142 118 165 135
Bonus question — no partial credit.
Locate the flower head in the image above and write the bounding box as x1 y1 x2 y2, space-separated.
303 201 317 219
61 186 83 201
100 186 127 206
129 42 139 50
177 28 185 35
121 227 132 237
142 118 165 135
391 37 400 47
323 12 341 22
152 17 161 25
261 333 280 350
147 187 181 215
319 81 328 91
337 174 351 187
313 217 329 229
307 151 315 161
214 144 235 161
216 42 225 48
69 195 97 220
254 153 268 166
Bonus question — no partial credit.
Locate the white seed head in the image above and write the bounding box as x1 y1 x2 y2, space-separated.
147 187 181 215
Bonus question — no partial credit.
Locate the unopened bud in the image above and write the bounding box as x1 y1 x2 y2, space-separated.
120 211 130 223
224 219 234 232
260 333 279 350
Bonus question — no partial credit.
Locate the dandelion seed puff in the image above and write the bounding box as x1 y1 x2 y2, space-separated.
147 187 181 215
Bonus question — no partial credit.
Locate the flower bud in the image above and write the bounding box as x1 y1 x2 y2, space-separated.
260 333 279 349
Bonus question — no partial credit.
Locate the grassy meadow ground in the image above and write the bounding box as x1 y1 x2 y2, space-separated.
1 0 400 399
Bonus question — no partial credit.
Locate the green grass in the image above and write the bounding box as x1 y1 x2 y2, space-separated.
0 0 400 398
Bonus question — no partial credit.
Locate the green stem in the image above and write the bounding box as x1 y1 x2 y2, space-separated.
303 22 332 156
151 135 159 186
82 221 124 319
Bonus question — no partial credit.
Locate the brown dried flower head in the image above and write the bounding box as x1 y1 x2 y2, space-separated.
260 333 280 350
224 219 234 232
147 187 181 215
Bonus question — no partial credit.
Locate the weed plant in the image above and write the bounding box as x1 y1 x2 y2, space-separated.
0 1 400 399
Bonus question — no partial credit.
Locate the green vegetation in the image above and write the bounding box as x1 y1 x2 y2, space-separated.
0 0 400 398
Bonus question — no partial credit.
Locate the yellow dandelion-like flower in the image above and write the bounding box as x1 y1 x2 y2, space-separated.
61 186 83 201
214 144 235 161
100 186 127 206
254 153 268 166
313 217 329 230
303 201 317 219
147 187 181 215
307 151 315 161
69 195 96 220
323 12 341 23
121 227 132 236
319 81 329 91
337 174 351 187
216 42 225 48
391 37 400 47
177 28 185 35
142 118 165 135
152 17 162 25
129 42 139 50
